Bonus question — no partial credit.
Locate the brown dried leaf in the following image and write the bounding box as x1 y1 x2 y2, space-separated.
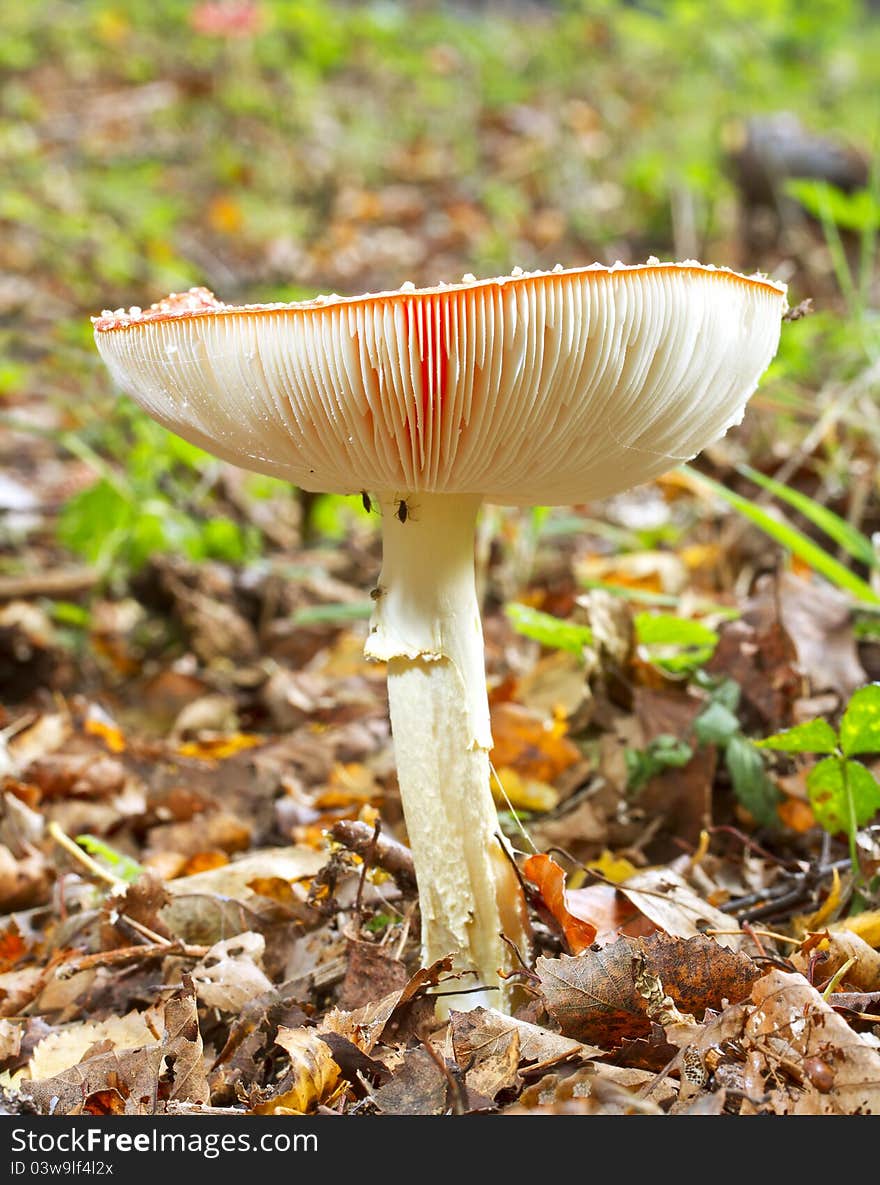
323 956 454 1055
537 933 761 1045
451 1006 593 1077
619 868 743 950
373 1047 448 1115
338 938 409 1010
161 978 209 1105
190 932 273 1013
509 1063 673 1115
449 1009 520 1099
23 1012 160 1084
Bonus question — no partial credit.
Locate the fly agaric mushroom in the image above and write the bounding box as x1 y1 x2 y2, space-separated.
93 261 787 1012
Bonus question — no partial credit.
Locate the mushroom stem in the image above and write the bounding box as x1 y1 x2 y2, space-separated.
365 492 530 1013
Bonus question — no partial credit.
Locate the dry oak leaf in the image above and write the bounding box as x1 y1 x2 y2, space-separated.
746 970 880 1115
537 933 761 1046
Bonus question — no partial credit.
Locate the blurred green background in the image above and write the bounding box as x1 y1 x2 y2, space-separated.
2 0 879 574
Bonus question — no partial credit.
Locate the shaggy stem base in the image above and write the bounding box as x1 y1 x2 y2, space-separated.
365 493 529 1012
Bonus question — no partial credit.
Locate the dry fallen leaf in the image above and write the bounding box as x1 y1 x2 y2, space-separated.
190 931 274 1013
450 1006 595 1078
161 978 210 1105
16 1011 161 1085
523 852 597 953
254 1025 342 1114
619 868 743 950
746 970 880 1115
449 1009 520 1099
537 933 761 1046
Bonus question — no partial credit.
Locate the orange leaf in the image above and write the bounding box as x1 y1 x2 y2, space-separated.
523 853 597 954
778 796 816 833
0 920 27 971
490 703 580 782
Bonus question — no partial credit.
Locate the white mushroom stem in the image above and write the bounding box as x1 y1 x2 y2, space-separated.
365 492 530 1013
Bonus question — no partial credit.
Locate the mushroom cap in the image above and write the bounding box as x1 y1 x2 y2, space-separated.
93 262 786 506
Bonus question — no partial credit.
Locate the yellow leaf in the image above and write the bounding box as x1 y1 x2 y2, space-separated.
95 10 130 45
794 868 842 934
176 733 262 761
84 717 126 753
586 850 640 884
831 910 880 949
492 767 558 813
255 1027 341 1115
207 195 244 236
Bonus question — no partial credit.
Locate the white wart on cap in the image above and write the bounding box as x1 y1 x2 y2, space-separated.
93 262 787 505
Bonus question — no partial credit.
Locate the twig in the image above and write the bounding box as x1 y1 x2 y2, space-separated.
328 819 417 892
353 820 381 925
0 567 98 601
57 941 209 978
417 1030 468 1116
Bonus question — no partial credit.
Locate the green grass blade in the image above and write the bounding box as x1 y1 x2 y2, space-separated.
682 465 880 605
738 464 877 569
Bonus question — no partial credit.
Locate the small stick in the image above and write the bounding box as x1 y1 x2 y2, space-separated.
0 567 98 601
353 820 381 925
328 819 417 892
706 927 800 945
57 941 209 978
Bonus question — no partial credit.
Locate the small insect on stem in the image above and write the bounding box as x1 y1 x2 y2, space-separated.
360 490 373 514
370 585 384 601
395 498 409 524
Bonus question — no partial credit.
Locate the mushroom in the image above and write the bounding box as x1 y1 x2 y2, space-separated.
93 261 787 1013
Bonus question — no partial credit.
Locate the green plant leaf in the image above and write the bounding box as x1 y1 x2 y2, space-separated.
839 684 880 757
626 734 693 793
756 719 839 755
786 179 880 234
75 835 144 884
681 466 880 605
504 603 593 654
738 464 878 570
693 701 740 746
807 757 880 833
634 612 719 674
725 735 780 828
57 479 134 566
